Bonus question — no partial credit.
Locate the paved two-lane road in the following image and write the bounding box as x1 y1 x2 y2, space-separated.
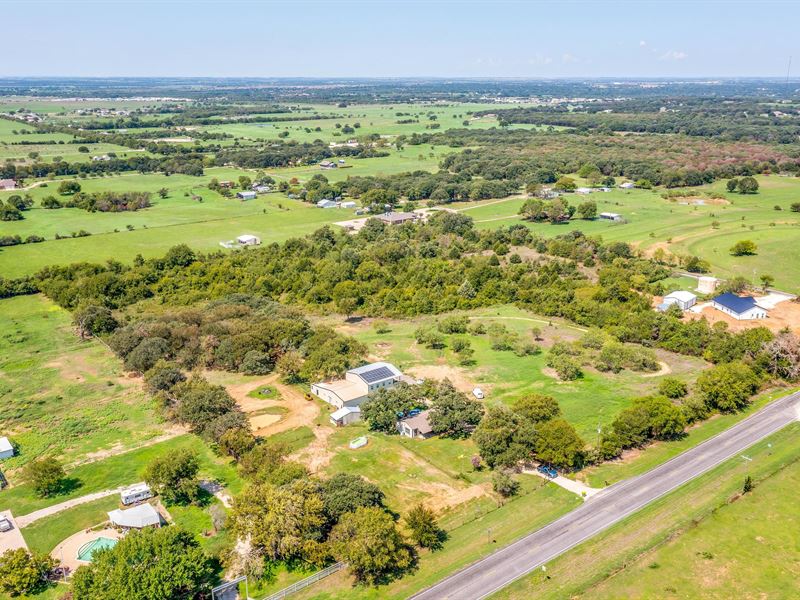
412 391 800 600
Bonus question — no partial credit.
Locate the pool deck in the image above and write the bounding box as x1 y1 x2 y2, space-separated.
51 527 122 572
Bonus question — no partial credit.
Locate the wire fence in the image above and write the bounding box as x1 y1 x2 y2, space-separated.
260 562 347 600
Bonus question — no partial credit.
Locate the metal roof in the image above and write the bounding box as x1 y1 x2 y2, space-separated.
665 291 697 302
358 365 395 383
0 437 12 453
713 292 758 314
331 406 360 420
108 503 160 528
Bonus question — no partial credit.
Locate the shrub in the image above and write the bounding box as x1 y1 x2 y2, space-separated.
697 361 761 412
492 469 520 497
24 458 66 498
658 377 688 399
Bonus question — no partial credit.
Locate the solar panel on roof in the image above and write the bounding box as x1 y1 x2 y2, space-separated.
359 366 394 383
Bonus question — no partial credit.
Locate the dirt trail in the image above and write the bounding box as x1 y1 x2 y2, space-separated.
642 361 672 378
216 372 320 437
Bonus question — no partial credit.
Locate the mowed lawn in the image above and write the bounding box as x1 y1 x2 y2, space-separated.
334 305 707 440
0 294 167 472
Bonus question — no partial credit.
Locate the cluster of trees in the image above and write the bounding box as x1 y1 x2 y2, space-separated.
100 293 365 382
725 176 759 194
361 380 484 438
54 190 152 212
229 439 441 585
474 101 800 145
473 393 585 471
408 128 796 189
0 194 33 221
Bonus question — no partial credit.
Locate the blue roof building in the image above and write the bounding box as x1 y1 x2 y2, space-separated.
712 293 768 320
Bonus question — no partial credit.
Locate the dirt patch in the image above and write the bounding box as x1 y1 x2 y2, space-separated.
72 424 187 467
206 371 320 438
405 364 477 394
675 196 730 206
397 480 491 513
686 302 800 335
289 425 336 473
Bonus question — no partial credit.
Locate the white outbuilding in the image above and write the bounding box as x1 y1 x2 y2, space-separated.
330 406 361 427
661 290 697 311
236 234 261 246
108 503 161 529
0 437 13 460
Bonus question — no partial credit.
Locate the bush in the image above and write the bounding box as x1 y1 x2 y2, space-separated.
658 377 688 399
492 469 520 497
548 354 582 380
241 350 273 375
437 315 469 334
697 361 760 412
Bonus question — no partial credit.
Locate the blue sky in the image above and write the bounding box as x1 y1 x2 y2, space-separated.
5 0 799 78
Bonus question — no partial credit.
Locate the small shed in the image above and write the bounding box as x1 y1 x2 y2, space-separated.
619 182 635 189
397 410 434 439
236 191 257 200
108 503 161 529
317 199 337 209
340 201 357 209
662 291 697 311
237 234 261 246
599 212 623 221
0 437 13 460
120 483 153 505
575 187 594 195
330 406 361 427
0 179 16 191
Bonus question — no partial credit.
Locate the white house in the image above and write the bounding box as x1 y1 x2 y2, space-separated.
120 483 153 505
236 234 261 246
0 437 13 460
711 293 768 320
236 191 257 200
330 406 361 427
312 362 403 409
340 201 357 209
619 182 635 189
317 199 338 209
599 212 623 221
397 410 434 439
108 503 161 529
659 290 697 311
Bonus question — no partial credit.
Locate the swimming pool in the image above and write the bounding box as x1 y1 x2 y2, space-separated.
76 536 118 562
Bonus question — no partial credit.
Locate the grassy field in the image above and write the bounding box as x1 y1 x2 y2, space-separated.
0 434 240 517
332 305 707 440
456 174 800 291
0 294 168 472
493 422 800 600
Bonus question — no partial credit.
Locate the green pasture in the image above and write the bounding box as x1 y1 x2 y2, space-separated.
0 294 166 471
456 174 800 291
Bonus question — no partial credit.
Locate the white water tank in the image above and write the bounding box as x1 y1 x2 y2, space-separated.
697 276 718 294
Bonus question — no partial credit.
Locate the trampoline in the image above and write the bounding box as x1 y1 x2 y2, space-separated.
76 536 118 562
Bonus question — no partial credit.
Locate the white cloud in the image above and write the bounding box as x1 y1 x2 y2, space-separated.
561 53 579 64
660 50 688 61
639 40 647 47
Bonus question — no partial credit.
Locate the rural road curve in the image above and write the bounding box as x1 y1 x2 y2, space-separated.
411 391 800 600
